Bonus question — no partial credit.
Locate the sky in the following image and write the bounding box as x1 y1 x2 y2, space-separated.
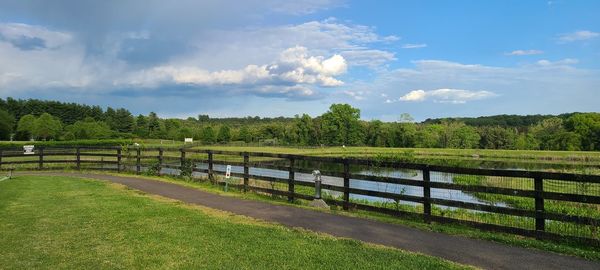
0 0 599 121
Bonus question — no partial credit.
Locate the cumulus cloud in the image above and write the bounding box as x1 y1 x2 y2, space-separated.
558 30 599 43
401 43 427 49
182 19 398 70
505 49 543 56
121 46 347 98
1 19 392 99
396 89 496 104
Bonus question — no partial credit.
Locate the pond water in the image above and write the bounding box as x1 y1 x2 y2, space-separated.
159 162 508 209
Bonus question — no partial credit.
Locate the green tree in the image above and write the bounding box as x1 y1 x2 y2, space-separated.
104 107 116 129
134 114 149 137
565 113 600 150
478 126 517 149
112 108 135 133
201 126 216 144
365 120 389 147
65 117 112 139
294 114 316 145
217 125 231 143
34 113 62 140
320 104 363 146
198 114 210 122
0 109 15 140
531 118 580 150
436 121 481 149
147 112 162 138
238 126 252 143
177 127 194 141
415 124 444 148
390 122 417 147
17 114 37 139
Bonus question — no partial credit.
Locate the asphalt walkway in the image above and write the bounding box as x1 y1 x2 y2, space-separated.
20 172 600 270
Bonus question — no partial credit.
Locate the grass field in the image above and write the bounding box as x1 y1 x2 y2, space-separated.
0 175 469 269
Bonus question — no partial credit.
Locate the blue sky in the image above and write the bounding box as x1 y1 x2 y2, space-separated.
0 0 598 121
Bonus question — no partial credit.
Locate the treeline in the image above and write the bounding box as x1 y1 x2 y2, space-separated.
423 113 577 128
0 98 599 151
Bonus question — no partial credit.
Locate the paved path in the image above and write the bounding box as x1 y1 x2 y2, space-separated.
21 172 600 270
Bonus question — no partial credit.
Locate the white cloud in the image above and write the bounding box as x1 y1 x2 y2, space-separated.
558 30 599 42
505 49 543 56
341 90 366 100
122 46 348 97
1 19 395 99
181 19 398 70
397 89 496 104
401 43 427 49
0 23 73 49
536 58 578 66
0 23 101 94
338 58 600 120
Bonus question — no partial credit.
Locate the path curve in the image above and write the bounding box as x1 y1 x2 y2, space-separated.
20 172 600 270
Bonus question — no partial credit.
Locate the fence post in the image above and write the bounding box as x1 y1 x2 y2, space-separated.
117 148 122 173
423 167 431 223
136 148 141 175
158 148 163 176
38 147 44 170
208 150 214 183
243 152 249 192
288 157 295 202
76 147 81 170
534 175 545 235
343 159 350 210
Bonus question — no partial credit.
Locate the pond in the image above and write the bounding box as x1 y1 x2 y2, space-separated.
170 162 510 209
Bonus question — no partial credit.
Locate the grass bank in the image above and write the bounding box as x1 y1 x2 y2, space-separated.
0 175 469 269
110 172 600 261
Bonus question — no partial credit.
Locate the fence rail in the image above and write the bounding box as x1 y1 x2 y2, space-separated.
1 146 599 246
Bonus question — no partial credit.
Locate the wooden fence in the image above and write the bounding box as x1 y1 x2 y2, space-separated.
1 146 599 246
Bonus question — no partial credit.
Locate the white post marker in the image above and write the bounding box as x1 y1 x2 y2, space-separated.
184 138 193 144
224 165 232 192
23 145 35 155
225 165 232 179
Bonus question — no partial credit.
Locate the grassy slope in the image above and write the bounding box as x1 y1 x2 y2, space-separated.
111 173 600 261
0 175 469 270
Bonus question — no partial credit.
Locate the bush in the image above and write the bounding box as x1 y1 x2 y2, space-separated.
0 139 133 149
180 159 193 178
145 160 161 176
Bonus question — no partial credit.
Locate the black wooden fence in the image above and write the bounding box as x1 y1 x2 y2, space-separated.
1 146 599 246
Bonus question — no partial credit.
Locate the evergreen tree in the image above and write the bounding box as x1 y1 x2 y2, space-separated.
0 109 14 140
112 108 135 133
147 112 162 138
134 114 149 137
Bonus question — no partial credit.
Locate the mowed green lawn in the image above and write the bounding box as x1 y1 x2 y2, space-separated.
0 176 470 269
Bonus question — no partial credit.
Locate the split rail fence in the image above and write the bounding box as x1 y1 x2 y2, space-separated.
1 146 598 246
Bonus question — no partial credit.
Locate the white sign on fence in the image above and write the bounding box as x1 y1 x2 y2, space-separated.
225 165 232 179
184 138 193 143
23 145 35 155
